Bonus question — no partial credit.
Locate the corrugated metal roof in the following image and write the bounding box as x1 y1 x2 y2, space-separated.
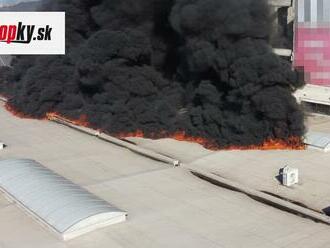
0 159 126 240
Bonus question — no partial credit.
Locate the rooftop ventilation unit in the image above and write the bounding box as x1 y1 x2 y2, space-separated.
280 166 299 187
295 85 330 107
0 159 127 240
304 131 330 152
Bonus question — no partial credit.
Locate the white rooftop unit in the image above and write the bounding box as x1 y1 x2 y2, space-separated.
304 132 330 152
295 85 330 107
0 159 126 240
281 166 299 187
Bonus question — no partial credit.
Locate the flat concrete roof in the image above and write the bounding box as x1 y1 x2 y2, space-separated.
1 102 330 247
129 114 330 214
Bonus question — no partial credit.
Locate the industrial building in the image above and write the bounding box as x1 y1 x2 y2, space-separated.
268 0 330 109
294 0 330 112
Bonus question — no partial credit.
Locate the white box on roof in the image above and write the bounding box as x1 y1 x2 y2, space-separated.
305 131 330 152
281 166 299 187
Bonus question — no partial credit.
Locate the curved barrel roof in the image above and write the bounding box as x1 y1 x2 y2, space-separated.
0 159 126 240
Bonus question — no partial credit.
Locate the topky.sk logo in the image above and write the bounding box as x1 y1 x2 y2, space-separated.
0 12 65 55
0 22 53 44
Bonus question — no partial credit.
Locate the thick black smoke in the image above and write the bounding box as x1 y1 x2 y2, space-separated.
0 0 305 147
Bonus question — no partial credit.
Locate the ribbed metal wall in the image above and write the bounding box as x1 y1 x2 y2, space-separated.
297 0 330 23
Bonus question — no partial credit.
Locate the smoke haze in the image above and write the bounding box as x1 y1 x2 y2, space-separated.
0 0 305 147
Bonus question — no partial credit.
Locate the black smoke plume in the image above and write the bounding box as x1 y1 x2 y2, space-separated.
0 0 305 148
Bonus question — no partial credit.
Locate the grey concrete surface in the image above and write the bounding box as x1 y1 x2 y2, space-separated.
129 114 330 213
49 115 180 166
1 102 330 247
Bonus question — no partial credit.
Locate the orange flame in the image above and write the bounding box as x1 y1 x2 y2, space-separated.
46 112 90 127
4 103 305 151
117 130 305 150
5 103 38 119
223 136 305 151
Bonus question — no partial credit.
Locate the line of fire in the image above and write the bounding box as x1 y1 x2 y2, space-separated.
0 0 329 151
